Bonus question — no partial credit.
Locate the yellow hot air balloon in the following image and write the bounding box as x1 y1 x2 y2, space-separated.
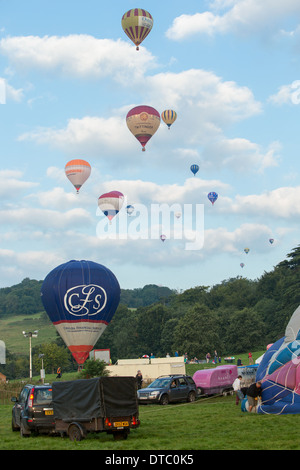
161 110 177 129
121 8 153 50
65 159 91 193
126 105 161 151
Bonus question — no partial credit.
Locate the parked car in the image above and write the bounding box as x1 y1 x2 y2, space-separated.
137 374 199 405
11 384 55 436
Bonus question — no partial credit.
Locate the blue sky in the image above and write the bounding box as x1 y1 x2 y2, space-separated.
0 0 300 291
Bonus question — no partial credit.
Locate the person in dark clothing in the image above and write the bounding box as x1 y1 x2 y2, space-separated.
136 370 143 390
247 381 262 412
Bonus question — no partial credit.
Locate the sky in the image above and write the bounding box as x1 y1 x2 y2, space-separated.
0 0 300 291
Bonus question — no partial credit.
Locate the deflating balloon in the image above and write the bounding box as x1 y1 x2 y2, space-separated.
65 159 91 193
121 8 153 50
41 260 120 365
98 191 124 223
190 164 199 176
161 110 177 129
207 192 218 205
126 105 160 151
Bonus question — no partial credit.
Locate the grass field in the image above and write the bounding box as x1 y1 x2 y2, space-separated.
1 394 300 451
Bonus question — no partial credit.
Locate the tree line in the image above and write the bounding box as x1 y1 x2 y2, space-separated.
0 245 299 378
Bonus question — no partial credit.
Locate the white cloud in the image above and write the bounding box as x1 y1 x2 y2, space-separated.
166 0 300 39
0 35 156 81
0 170 38 198
269 80 300 105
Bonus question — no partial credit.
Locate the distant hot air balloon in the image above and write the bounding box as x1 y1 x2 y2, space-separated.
41 260 120 366
161 110 177 129
240 263 245 268
244 248 250 254
190 164 199 176
175 212 181 219
160 234 166 242
98 191 124 223
65 159 91 193
126 204 134 216
207 192 218 205
126 105 160 151
269 238 274 244
121 8 153 50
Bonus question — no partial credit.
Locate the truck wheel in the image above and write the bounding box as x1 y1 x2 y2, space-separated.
187 391 196 402
68 423 85 441
113 430 129 440
160 394 169 405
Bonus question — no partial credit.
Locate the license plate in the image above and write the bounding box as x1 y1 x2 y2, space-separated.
114 421 129 427
45 410 53 415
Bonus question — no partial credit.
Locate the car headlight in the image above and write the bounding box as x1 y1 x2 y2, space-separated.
150 391 160 397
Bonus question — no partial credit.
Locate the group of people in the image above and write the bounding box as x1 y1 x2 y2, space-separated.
233 375 262 412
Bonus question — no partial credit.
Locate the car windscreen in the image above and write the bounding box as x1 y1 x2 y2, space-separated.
34 388 52 405
148 378 171 388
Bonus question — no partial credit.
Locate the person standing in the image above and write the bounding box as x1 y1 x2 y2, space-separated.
136 370 143 390
232 375 244 405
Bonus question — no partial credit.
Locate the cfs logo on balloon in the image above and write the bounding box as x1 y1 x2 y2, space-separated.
64 284 107 317
96 197 205 251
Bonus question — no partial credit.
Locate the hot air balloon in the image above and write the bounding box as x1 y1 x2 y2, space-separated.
190 164 199 176
41 260 120 366
160 234 166 242
121 8 153 50
175 212 181 219
126 204 134 216
240 263 245 268
98 191 124 223
65 159 91 193
269 238 274 244
126 105 160 151
244 248 250 254
161 110 177 129
207 192 218 205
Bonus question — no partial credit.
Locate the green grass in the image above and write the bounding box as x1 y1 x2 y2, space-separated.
1 394 300 450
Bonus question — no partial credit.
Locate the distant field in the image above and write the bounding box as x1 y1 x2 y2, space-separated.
0 313 57 355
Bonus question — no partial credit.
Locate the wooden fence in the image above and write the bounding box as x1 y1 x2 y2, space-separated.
0 388 22 405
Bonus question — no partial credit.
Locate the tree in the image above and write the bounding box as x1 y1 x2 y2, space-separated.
33 343 70 374
78 359 109 379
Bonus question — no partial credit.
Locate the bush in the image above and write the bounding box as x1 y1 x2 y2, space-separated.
78 359 110 379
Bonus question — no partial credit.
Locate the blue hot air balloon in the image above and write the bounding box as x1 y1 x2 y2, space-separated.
207 192 218 205
190 164 199 176
41 260 120 366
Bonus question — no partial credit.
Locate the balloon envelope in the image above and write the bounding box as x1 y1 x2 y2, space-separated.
240 263 245 268
244 248 250 254
126 204 134 215
269 238 274 244
65 159 91 193
41 260 120 365
207 192 218 204
126 105 160 151
160 234 166 242
190 164 199 176
98 191 124 222
161 109 177 129
121 8 153 50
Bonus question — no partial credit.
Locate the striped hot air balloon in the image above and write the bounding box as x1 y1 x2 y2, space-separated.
161 109 177 129
126 105 160 151
121 8 153 50
65 159 91 193
98 191 124 223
